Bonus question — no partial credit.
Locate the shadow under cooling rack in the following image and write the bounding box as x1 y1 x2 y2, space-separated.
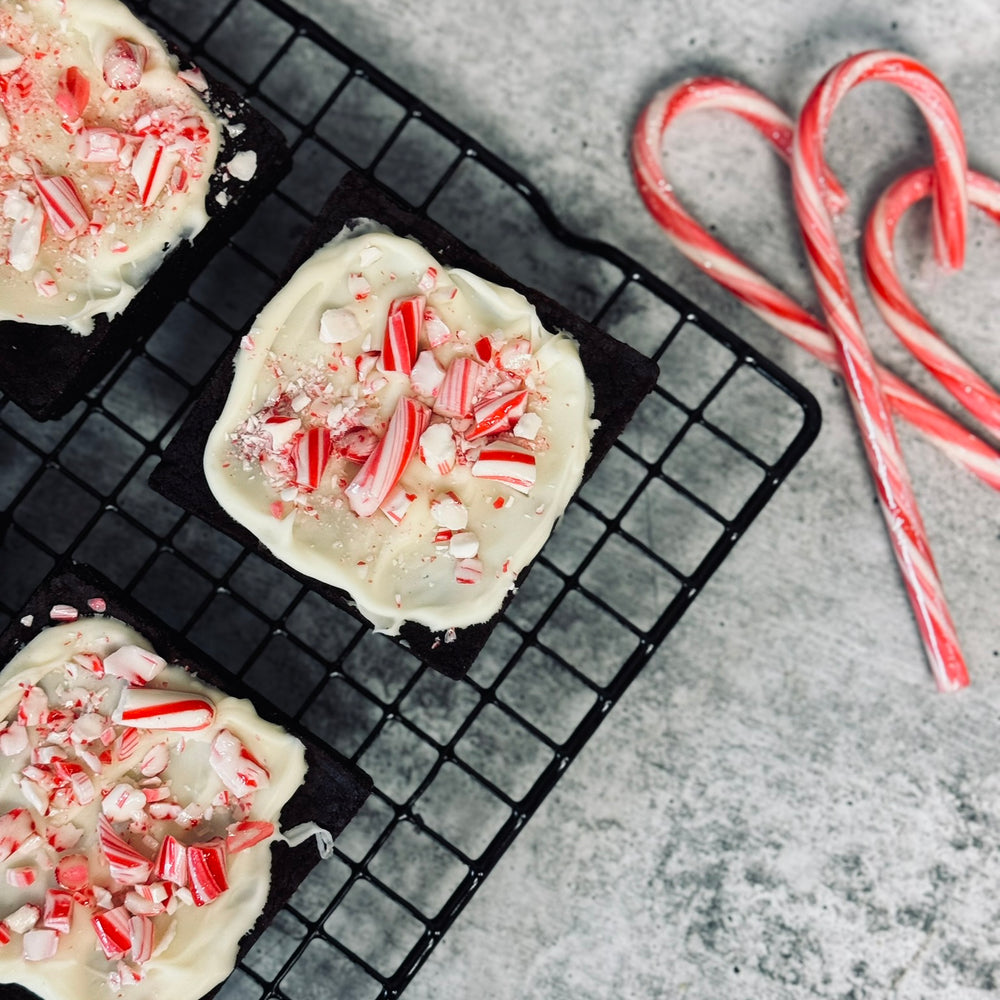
0 1 821 997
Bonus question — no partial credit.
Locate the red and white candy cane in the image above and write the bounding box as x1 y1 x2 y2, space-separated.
865 167 1000 434
631 75 1000 491
112 687 216 731
791 50 968 691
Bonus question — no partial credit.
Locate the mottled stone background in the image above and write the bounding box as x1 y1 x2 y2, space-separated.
289 2 1000 996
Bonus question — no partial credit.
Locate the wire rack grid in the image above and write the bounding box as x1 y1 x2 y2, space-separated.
0 1 821 997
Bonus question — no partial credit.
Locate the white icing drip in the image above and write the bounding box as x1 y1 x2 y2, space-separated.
280 822 333 858
0 619 307 1000
204 225 597 635
0 0 221 334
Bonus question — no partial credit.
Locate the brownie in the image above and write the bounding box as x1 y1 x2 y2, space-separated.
150 171 659 678
0 54 291 422
0 562 372 1000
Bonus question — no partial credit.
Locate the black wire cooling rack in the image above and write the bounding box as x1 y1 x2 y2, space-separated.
0 1 821 996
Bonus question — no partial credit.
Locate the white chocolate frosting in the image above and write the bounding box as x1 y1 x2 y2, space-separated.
0 0 221 334
0 617 307 1000
204 226 597 636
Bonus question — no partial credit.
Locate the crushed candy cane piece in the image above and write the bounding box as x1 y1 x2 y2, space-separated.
348 273 371 300
98 816 153 886
34 173 89 239
113 688 215 732
55 855 90 891
49 604 79 622
47 825 83 854
187 840 228 906
20 778 51 818
23 928 59 962
434 357 481 418
42 889 74 934
419 422 456 475
423 308 452 347
226 820 274 854
346 397 430 517
70 711 105 744
355 350 380 382
499 337 533 372
0 809 36 862
0 724 27 757
5 903 40 935
430 491 468 530
72 652 104 677
513 411 543 441
320 308 362 344
380 296 425 374
102 783 147 823
139 743 169 778
18 686 47 727
130 913 154 963
209 729 270 798
87 597 108 613
410 351 446 398
449 531 480 559
154 835 187 886
226 150 257 182
33 271 58 298
359 244 382 266
55 760 96 805
381 485 416 526
338 425 378 462
467 389 528 441
455 558 484 585
417 266 438 293
263 415 301 451
4 190 44 272
131 136 180 208
55 66 90 119
103 38 147 90
177 66 208 91
133 883 169 906
290 427 333 491
92 905 131 959
102 645 166 685
73 127 126 163
6 867 36 889
471 444 537 494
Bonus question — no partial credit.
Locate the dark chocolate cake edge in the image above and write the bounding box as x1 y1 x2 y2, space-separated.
149 170 659 679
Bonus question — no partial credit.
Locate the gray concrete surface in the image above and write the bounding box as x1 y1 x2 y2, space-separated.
287 2 1000 996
